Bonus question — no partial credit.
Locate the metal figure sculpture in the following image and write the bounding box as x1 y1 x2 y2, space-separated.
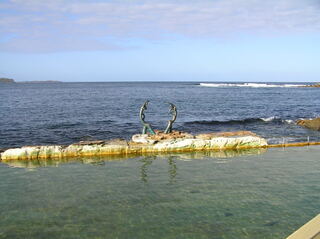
164 102 177 134
139 101 156 135
139 101 177 134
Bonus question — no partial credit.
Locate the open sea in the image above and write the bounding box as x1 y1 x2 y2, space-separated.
1 82 320 239
1 81 320 148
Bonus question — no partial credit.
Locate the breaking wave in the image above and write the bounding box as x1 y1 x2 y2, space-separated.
200 83 307 88
185 117 295 125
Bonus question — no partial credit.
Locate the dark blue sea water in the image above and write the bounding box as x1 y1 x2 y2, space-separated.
1 82 320 239
1 82 320 148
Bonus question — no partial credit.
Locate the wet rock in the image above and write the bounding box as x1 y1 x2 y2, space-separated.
0 146 58 160
297 118 320 131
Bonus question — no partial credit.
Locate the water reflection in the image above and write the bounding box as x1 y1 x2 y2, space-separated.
0 147 267 169
140 156 155 183
139 155 178 183
168 156 178 183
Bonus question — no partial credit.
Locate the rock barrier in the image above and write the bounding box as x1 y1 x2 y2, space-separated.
0 131 268 161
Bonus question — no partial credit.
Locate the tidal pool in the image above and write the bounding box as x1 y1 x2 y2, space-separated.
0 147 319 239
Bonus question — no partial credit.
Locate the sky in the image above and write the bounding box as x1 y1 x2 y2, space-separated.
1 0 320 82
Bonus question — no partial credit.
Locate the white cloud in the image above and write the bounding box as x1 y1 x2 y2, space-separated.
1 0 320 52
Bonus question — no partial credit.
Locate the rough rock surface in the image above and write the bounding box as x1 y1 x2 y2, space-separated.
304 83 320 88
0 131 268 161
149 130 194 141
297 118 320 131
196 131 257 140
132 130 193 144
131 134 157 144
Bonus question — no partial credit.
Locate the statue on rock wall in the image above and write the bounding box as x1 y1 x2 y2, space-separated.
139 101 177 135
139 101 156 135
164 102 177 134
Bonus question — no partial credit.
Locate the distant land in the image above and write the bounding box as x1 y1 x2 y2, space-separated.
0 78 63 84
19 80 62 83
0 78 15 83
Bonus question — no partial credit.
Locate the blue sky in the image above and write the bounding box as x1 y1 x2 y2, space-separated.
1 0 320 82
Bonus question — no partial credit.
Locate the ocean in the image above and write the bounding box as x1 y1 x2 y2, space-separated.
1 82 320 148
1 82 320 239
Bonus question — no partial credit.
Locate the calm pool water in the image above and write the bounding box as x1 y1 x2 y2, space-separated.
0 146 319 239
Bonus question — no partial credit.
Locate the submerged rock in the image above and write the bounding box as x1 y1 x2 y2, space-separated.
0 131 267 161
297 118 320 131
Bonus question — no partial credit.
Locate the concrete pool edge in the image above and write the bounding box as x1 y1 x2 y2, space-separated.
286 214 320 239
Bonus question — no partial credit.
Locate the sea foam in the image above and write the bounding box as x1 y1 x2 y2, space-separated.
200 83 307 88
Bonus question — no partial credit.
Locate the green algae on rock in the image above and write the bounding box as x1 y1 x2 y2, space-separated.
0 131 268 161
2 148 267 168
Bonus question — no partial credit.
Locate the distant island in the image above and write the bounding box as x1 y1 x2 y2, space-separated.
0 78 15 83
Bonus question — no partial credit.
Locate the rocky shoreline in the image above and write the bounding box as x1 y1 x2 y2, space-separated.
0 131 268 161
303 83 320 87
297 118 320 131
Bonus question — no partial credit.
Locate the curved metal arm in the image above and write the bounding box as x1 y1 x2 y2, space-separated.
139 101 156 135
164 102 177 134
139 100 149 123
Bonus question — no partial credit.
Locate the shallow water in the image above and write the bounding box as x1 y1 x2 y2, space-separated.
0 146 319 239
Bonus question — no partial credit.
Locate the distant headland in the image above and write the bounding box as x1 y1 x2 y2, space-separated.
0 78 62 83
0 78 15 83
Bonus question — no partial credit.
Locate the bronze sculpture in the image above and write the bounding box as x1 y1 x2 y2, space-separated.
164 102 177 134
139 101 177 135
139 101 156 135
